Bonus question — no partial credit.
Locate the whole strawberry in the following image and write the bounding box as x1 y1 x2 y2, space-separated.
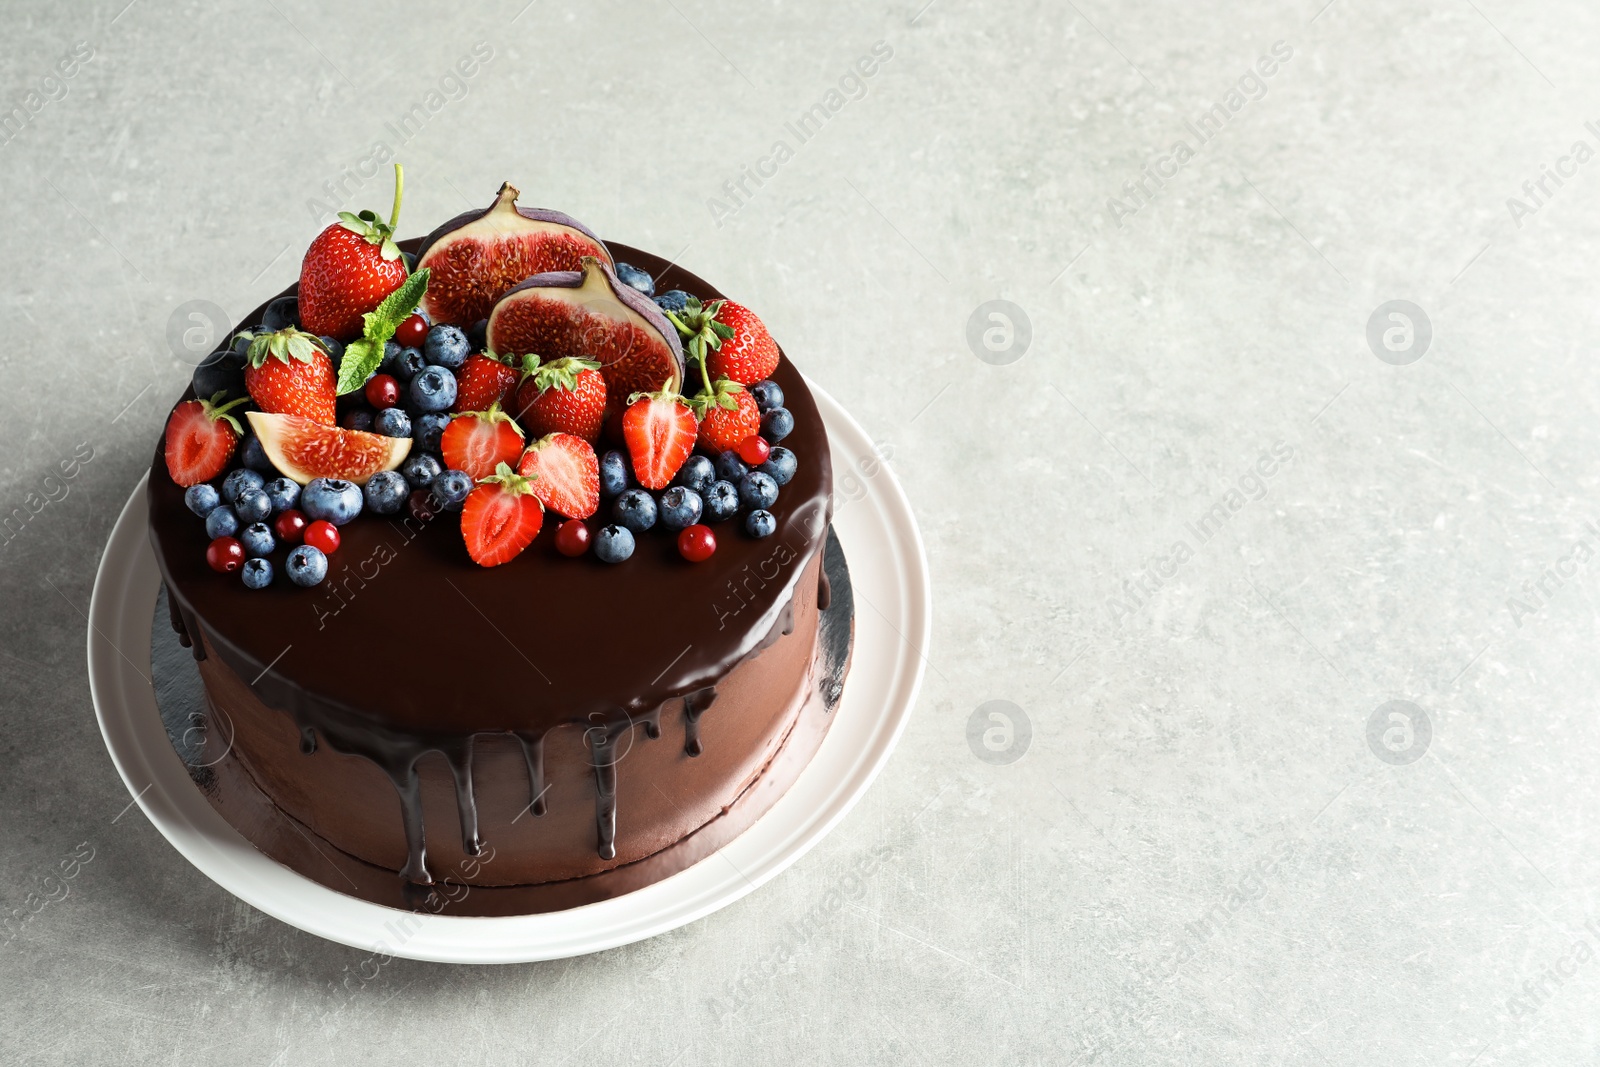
452 351 520 414
245 328 337 424
689 377 759 453
299 163 410 342
667 297 779 386
516 356 607 442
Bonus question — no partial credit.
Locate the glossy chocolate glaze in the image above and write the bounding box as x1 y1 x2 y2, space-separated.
148 243 833 885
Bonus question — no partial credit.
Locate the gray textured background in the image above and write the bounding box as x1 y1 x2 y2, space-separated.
3 0 1597 1063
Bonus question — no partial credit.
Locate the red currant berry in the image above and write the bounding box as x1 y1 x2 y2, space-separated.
555 519 591 557
303 520 340 554
677 524 716 563
364 373 400 410
206 536 245 574
737 434 770 466
274 509 308 543
394 313 427 347
408 489 440 522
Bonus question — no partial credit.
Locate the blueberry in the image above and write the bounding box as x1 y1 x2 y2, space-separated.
184 484 221 518
672 455 715 495
394 346 426 382
401 453 444 490
748 380 784 414
599 450 631 497
341 408 375 432
745 509 776 538
658 486 703 531
758 446 797 487
594 524 635 563
241 557 274 590
285 544 329 587
614 262 655 296
374 407 412 438
261 296 299 331
300 477 363 526
431 469 473 510
378 340 403 377
319 336 344 362
222 468 265 504
738 471 779 511
413 412 450 454
363 470 408 515
263 477 300 513
237 433 275 473
423 324 470 369
239 522 276 557
204 505 240 539
703 480 739 522
409 365 457 413
231 331 256 357
234 487 272 524
760 407 794 443
653 290 690 314
715 451 749 483
192 348 245 401
468 319 488 352
613 488 657 533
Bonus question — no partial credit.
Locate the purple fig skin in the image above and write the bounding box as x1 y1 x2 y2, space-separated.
413 182 610 265
499 264 684 364
488 258 685 394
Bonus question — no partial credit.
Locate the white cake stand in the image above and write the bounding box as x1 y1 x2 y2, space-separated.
87 380 930 963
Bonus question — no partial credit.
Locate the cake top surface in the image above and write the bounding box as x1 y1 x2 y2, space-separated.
149 203 832 741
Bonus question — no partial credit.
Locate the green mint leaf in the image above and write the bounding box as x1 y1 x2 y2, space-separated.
367 268 430 345
336 338 384 395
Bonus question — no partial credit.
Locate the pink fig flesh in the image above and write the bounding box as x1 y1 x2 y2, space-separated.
414 182 612 327
487 257 685 399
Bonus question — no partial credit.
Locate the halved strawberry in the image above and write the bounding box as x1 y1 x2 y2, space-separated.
440 402 525 480
244 329 337 423
452 351 520 414
666 297 779 386
622 385 697 490
164 393 249 487
461 462 544 567
688 378 760 453
517 432 599 519
515 356 607 443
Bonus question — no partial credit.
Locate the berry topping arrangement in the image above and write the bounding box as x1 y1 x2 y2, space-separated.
165 167 805 589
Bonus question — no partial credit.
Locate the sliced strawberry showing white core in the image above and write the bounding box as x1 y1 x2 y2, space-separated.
516 432 599 519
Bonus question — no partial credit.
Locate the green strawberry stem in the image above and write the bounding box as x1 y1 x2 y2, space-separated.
389 163 404 234
202 392 251 434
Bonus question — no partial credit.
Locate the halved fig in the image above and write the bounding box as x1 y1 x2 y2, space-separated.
487 257 685 399
414 182 612 326
248 411 410 486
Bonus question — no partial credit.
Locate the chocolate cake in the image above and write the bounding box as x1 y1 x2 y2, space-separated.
146 178 845 907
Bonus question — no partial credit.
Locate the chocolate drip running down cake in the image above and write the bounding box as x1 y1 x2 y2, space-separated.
146 178 847 908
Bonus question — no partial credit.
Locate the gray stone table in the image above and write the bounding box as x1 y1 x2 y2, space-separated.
3 0 1597 1062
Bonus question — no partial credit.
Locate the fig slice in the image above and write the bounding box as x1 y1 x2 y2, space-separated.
414 182 612 327
487 256 686 399
248 411 411 486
